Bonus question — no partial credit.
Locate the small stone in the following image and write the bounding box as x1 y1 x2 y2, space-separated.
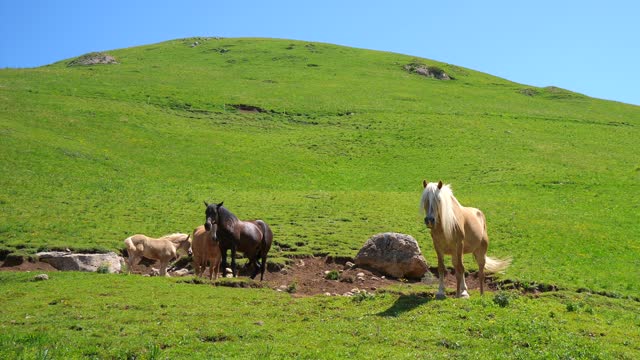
254 321 264 326
356 272 365 277
324 270 330 275
371 276 380 281
324 292 332 296
345 261 355 269
33 274 49 281
280 269 288 275
172 269 190 276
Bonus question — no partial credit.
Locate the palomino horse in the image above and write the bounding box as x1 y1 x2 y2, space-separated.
124 233 191 276
204 201 273 281
420 180 511 298
192 224 222 280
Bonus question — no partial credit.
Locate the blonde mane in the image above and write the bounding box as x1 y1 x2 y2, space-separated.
159 233 189 244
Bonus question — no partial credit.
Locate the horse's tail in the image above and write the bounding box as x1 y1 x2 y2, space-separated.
254 220 272 281
254 220 270 253
484 256 512 274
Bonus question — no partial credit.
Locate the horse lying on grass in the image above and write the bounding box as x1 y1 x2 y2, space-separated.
421 180 511 299
192 224 222 280
124 233 192 276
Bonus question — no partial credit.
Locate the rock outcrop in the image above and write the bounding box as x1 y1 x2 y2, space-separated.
354 232 428 279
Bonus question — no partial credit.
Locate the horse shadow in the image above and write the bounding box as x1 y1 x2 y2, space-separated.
377 293 434 317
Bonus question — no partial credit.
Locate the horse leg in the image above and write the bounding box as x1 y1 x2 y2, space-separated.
230 244 237 278
435 251 447 300
159 260 168 277
259 251 267 281
128 254 140 274
220 248 228 277
249 256 259 280
126 255 135 274
474 241 488 295
454 241 469 298
213 257 221 280
474 251 486 295
208 258 214 280
193 258 201 277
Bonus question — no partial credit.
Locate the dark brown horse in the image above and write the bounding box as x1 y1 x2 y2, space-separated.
204 201 273 280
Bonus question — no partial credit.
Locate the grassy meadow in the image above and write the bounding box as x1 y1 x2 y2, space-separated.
1 271 639 359
1 37 639 358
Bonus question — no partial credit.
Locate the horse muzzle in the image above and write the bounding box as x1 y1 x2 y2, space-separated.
425 216 436 228
204 219 214 231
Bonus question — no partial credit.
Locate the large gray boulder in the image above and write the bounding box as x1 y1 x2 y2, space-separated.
37 251 124 273
354 233 428 279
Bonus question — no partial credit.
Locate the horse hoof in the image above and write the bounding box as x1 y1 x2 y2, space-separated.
459 291 470 299
435 293 446 300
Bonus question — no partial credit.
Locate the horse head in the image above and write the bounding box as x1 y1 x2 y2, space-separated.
204 201 224 231
421 180 443 228
209 223 219 245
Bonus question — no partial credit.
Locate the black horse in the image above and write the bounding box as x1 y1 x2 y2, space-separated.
204 201 273 281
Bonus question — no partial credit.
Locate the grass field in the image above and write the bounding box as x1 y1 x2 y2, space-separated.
1 271 639 359
1 37 639 358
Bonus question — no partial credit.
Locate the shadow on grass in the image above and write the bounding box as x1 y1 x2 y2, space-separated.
377 293 434 317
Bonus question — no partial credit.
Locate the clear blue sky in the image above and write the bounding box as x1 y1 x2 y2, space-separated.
1 1 638 105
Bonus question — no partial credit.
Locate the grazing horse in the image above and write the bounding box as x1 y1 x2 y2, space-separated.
124 233 191 276
204 201 273 281
191 224 222 280
420 180 511 299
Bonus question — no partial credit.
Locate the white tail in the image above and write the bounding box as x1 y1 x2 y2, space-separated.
484 256 512 274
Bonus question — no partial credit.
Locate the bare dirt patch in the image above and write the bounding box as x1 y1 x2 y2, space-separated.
0 256 498 297
214 256 497 297
0 259 57 272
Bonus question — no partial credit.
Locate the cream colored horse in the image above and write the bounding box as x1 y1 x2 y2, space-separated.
421 180 511 299
192 225 222 280
124 233 191 276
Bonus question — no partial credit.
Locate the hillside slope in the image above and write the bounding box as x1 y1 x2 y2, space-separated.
1 37 638 295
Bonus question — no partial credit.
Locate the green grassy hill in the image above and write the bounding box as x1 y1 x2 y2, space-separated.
1 37 639 295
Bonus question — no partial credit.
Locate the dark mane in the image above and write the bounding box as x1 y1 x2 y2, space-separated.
218 206 239 229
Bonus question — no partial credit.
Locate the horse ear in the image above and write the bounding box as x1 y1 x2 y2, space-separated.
422 179 428 188
217 201 224 208
437 181 443 189
204 201 209 207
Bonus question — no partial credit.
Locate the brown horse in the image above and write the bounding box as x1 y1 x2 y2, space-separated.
191 224 222 280
420 180 511 298
204 201 273 280
124 233 191 276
